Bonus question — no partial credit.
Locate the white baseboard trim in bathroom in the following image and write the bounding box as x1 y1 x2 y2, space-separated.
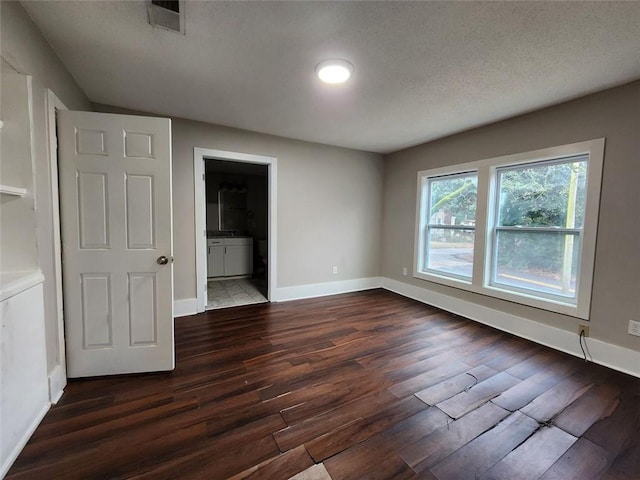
48 364 66 404
382 277 640 379
174 298 198 318
273 277 383 303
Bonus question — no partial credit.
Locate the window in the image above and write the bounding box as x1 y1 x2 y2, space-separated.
420 172 477 281
492 157 587 300
415 139 604 319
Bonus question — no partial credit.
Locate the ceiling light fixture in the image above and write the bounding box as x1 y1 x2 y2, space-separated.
316 59 354 84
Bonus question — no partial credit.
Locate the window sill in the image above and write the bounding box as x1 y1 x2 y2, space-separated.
414 270 586 319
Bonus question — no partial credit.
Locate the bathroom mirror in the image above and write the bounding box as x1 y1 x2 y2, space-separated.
218 190 247 232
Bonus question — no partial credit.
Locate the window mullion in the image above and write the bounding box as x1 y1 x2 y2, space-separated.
472 165 491 288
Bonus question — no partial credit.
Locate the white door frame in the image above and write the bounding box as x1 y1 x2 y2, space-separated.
193 147 277 312
44 89 68 403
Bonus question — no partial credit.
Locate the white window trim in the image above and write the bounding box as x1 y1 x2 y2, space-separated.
414 138 605 320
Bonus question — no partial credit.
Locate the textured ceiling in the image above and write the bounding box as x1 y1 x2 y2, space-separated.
21 1 640 154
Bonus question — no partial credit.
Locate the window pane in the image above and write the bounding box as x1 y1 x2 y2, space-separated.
497 157 587 228
427 228 474 278
429 173 477 226
493 230 580 299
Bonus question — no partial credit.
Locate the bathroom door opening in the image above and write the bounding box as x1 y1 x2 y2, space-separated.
193 147 277 313
205 159 268 309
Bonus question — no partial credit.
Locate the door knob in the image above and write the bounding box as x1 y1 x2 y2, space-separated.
157 256 169 265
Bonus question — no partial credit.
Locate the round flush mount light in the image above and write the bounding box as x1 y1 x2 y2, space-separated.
315 58 354 84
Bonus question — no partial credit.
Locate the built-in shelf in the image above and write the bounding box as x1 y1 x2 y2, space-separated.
0 184 27 197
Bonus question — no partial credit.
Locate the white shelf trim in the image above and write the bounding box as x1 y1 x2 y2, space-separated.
0 184 27 196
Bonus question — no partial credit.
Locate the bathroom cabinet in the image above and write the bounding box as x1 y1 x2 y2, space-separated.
207 237 253 278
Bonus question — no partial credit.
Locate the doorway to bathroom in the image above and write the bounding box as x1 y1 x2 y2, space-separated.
204 159 268 309
193 147 277 314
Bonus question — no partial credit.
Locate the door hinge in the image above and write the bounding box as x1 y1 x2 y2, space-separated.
202 173 205 181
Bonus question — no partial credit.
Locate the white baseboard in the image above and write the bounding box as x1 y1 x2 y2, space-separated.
48 364 66 404
0 403 49 479
382 277 640 379
273 277 382 302
174 298 198 318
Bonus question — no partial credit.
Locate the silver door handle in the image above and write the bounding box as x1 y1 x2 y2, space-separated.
157 256 169 265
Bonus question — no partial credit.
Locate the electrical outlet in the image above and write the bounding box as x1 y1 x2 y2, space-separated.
402 267 408 276
628 319 640 337
578 324 589 337
332 266 338 275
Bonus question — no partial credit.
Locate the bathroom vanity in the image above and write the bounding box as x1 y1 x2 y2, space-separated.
207 237 253 278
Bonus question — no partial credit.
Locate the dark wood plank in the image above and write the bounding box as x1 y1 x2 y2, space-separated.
601 438 640 480
323 407 450 480
553 384 620 436
6 289 640 480
12 397 199 467
436 371 521 419
583 391 640 458
132 414 285 479
520 374 593 423
430 411 539 480
415 365 499 406
491 369 562 412
505 349 572 379
480 426 577 480
540 438 614 480
273 389 398 452
400 402 510 472
326 452 418 480
388 359 471 398
306 395 427 462
226 445 315 480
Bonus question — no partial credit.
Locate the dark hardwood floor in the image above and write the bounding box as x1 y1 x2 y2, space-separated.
7 289 640 479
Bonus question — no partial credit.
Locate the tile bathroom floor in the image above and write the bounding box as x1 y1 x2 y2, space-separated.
207 277 268 309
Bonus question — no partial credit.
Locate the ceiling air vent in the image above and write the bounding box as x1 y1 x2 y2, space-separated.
147 0 185 34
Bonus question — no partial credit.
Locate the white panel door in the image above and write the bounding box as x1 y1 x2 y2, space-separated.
58 111 174 377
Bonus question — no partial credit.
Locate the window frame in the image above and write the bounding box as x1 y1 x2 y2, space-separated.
414 138 605 319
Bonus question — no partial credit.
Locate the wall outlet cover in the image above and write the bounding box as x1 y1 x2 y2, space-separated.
628 319 640 337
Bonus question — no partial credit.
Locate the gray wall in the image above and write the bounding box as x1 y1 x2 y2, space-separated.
95 102 385 299
382 81 640 351
171 118 384 299
1 1 91 373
